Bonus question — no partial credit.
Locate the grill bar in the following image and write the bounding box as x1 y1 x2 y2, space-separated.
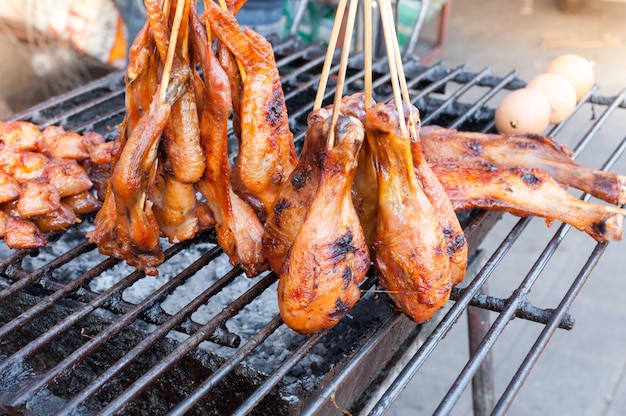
96 272 279 415
167 314 284 416
492 133 626 415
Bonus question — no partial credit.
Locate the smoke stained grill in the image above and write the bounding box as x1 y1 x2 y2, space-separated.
0 35 625 415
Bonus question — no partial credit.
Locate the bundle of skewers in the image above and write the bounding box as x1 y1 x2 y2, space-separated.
85 0 626 334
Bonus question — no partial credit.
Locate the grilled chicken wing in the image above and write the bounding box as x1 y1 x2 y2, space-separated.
366 102 452 324
108 76 188 275
279 114 370 334
420 126 626 206
204 0 298 214
431 162 625 242
191 9 266 277
263 107 332 273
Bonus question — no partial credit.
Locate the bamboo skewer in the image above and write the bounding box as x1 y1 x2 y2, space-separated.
314 0 349 111
381 0 419 139
363 0 373 110
378 0 407 138
160 0 187 103
327 0 360 149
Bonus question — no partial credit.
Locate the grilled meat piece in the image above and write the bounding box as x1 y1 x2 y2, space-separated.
62 191 101 215
366 102 452 324
204 0 298 214
279 114 370 334
420 126 626 206
0 171 20 204
263 107 332 274
108 76 188 275
0 145 49 183
191 10 266 277
33 202 79 233
431 162 625 242
0 120 42 151
39 126 90 160
17 180 61 218
4 216 47 249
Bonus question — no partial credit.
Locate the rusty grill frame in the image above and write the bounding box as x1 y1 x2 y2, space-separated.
0 35 625 415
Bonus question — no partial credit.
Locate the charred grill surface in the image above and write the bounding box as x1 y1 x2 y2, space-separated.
1 34 625 415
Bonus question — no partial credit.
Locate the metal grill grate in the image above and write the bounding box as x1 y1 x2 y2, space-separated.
1 35 625 415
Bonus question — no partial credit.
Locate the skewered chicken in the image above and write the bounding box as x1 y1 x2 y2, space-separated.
366 102 452 324
263 107 332 274
420 126 626 206
278 113 370 334
191 9 266 277
204 0 299 215
340 93 380 251
430 162 625 242
146 0 206 185
344 93 468 285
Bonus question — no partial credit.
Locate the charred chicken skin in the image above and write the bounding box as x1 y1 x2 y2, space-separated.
278 114 370 334
366 102 452 324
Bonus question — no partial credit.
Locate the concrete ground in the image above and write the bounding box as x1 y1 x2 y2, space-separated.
388 0 626 415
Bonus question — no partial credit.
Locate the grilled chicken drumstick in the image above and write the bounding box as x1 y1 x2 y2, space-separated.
420 126 626 206
263 107 332 274
366 102 452 324
279 114 370 334
204 0 298 215
191 9 266 277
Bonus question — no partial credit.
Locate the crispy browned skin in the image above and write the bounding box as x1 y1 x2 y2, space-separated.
263 107 332 273
420 126 626 205
431 162 624 242
107 76 187 275
279 114 370 334
205 0 298 213
88 20 157 258
366 103 452 324
191 10 266 277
